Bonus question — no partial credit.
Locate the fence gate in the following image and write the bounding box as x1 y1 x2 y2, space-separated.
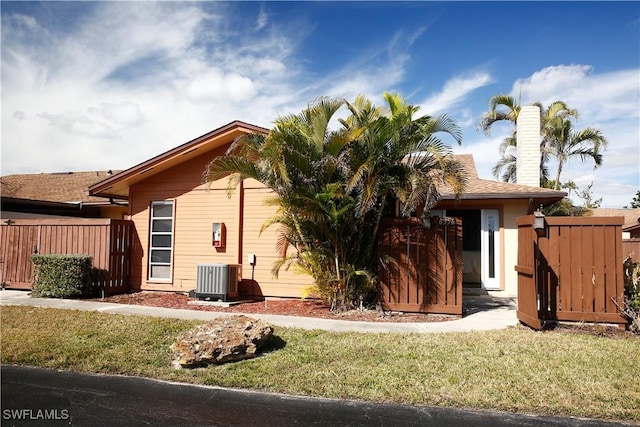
516 215 626 329
378 217 462 315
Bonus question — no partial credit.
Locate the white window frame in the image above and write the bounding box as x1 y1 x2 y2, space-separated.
480 209 501 290
148 200 175 281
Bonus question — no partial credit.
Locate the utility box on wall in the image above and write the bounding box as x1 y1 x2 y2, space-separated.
212 223 226 248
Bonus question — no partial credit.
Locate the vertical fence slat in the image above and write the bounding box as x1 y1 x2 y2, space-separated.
569 225 582 312
516 216 541 329
547 224 560 318
581 225 594 313
558 225 572 313
592 225 606 313
607 226 623 313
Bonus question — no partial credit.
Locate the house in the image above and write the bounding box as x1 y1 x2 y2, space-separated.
624 221 640 239
1 171 127 219
88 117 565 299
428 154 564 295
89 121 314 297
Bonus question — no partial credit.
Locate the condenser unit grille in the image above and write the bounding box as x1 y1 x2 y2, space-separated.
196 264 240 301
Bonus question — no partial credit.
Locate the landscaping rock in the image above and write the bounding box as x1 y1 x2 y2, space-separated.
170 315 273 369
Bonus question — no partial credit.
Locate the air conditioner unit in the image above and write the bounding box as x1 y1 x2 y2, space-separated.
196 264 240 301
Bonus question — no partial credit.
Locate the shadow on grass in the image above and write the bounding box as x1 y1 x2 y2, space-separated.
261 334 287 355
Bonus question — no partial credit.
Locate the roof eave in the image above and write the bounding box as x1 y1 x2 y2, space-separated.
88 120 269 199
440 192 566 203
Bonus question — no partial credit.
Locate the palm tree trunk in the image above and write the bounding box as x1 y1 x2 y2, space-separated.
554 161 564 190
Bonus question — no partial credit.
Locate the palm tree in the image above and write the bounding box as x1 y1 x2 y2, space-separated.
338 94 468 308
478 94 578 184
477 94 523 136
342 92 467 228
204 93 468 311
548 119 608 190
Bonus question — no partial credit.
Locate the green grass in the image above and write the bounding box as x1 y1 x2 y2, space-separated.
1 306 638 422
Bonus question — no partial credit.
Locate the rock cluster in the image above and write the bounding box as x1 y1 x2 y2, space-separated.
170 315 273 369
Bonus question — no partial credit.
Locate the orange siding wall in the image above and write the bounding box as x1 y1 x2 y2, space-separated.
128 149 312 297
242 183 313 297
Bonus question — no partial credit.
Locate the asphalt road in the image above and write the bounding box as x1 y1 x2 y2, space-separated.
0 365 630 427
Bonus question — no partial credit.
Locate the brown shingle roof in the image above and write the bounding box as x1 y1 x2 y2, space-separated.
590 208 640 230
441 154 566 201
4 153 564 207
1 171 119 204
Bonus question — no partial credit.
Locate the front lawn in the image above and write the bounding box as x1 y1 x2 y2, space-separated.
1 306 638 422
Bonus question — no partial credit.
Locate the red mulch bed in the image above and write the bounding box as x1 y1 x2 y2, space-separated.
87 291 456 323
83 291 638 336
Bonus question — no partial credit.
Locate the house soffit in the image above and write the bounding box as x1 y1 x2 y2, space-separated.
88 121 268 199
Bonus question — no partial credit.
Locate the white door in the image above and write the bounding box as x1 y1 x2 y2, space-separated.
481 209 500 290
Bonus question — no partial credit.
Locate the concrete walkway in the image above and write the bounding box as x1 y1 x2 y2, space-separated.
0 289 519 333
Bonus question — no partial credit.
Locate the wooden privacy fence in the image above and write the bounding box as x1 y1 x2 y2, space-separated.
0 219 134 296
516 215 626 330
623 238 640 260
378 217 462 316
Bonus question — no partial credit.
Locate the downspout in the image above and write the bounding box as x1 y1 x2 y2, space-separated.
238 181 244 268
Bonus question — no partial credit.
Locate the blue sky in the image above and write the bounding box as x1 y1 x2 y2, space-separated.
2 1 639 207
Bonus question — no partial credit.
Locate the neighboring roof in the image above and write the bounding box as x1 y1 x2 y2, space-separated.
440 154 566 204
1 170 121 205
89 120 269 199
590 208 640 230
624 223 640 234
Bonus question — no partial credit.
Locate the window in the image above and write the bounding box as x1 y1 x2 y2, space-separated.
447 209 481 251
148 201 174 280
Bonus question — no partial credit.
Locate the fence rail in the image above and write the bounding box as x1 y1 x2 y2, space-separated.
378 217 462 316
1 219 133 296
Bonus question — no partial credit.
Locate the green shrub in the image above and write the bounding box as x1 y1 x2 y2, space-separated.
620 256 640 333
30 254 93 298
623 256 640 309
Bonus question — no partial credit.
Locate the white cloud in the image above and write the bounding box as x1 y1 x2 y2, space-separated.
37 112 117 139
511 64 640 207
420 71 493 116
256 6 268 31
182 69 256 102
1 4 637 211
92 102 144 128
0 2 307 175
2 3 447 177
514 65 639 122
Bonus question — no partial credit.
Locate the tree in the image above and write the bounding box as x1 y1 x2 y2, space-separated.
341 93 467 229
478 95 578 184
491 135 517 182
624 190 640 209
204 94 467 311
547 119 607 190
205 97 359 309
575 182 602 209
477 94 522 136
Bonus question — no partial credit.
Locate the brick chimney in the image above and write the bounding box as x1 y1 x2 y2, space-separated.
516 105 541 187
